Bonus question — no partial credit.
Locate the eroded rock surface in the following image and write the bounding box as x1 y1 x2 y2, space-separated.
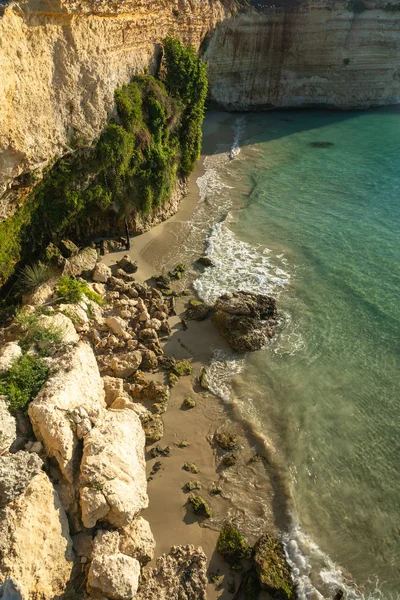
0 342 21 374
80 408 148 528
214 291 278 351
28 341 106 481
119 516 155 565
0 451 42 508
137 545 208 600
0 398 16 453
0 470 74 599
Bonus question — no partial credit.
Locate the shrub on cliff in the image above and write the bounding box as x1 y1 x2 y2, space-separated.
0 39 208 287
0 354 49 412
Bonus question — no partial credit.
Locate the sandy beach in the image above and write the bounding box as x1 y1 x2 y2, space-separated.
102 113 284 600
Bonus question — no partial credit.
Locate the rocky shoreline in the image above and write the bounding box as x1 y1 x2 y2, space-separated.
0 243 295 600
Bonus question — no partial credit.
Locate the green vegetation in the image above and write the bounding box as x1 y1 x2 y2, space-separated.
16 309 64 356
56 276 103 305
20 262 55 292
172 360 192 377
188 494 213 518
347 0 368 12
253 534 296 600
167 372 179 387
0 354 49 412
217 523 252 567
0 37 208 287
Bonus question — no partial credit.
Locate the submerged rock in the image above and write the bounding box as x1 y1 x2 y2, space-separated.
214 291 278 352
137 545 208 600
253 533 296 600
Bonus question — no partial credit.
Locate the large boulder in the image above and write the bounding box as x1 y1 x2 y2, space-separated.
137 545 208 600
80 408 148 528
0 452 43 508
0 343 21 374
253 534 296 600
213 291 278 352
62 248 98 277
93 262 112 283
87 531 141 600
119 516 155 565
0 470 74 599
109 351 142 378
29 341 106 482
0 398 16 453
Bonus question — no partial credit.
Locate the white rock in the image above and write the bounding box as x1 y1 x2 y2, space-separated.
0 398 16 453
29 342 106 482
0 342 22 374
37 313 79 344
92 282 106 296
80 408 148 528
58 303 89 328
0 470 73 599
105 316 129 339
110 351 142 378
119 517 155 565
93 262 112 283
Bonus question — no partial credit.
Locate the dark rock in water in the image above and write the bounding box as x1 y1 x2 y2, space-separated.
333 591 344 600
213 291 278 352
185 300 213 321
59 239 79 258
116 255 138 274
253 534 296 600
311 141 334 148
196 256 214 267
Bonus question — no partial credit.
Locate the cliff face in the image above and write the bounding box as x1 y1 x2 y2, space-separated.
205 1 400 110
0 0 228 218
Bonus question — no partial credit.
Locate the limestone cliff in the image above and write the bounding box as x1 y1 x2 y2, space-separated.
205 0 400 110
0 0 228 218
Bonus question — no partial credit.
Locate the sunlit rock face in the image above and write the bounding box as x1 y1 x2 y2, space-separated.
205 1 400 111
0 0 228 217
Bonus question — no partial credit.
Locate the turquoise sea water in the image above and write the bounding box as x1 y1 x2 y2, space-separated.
194 109 400 598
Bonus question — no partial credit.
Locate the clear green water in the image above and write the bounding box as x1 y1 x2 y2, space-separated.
195 109 400 598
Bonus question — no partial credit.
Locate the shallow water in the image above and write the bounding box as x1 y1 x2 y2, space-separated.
193 109 400 599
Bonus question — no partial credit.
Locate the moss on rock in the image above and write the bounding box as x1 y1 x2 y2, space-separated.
172 360 192 377
188 494 212 518
183 397 196 409
253 534 296 600
216 523 251 567
214 431 238 450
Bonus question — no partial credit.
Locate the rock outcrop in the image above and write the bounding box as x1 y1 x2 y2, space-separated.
214 291 278 351
80 408 148 528
0 469 74 599
137 545 208 600
205 1 400 111
0 452 43 508
119 516 156 565
28 341 106 481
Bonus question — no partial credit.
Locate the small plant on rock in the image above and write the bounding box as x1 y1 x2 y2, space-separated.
56 276 103 305
19 262 55 292
0 354 49 412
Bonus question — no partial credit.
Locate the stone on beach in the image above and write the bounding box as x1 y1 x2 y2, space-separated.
214 291 278 352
